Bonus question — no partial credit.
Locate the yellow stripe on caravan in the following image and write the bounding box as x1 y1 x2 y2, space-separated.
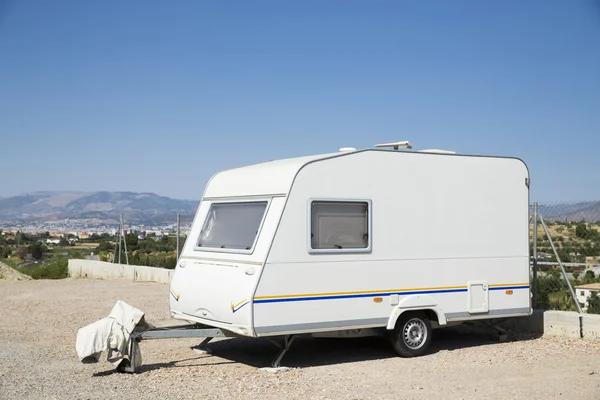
254 285 469 300
489 282 529 287
231 299 247 309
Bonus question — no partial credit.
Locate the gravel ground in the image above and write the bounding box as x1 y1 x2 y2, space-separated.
0 278 599 400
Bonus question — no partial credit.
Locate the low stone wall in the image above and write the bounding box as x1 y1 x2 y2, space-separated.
582 313 600 340
68 259 173 284
502 309 600 340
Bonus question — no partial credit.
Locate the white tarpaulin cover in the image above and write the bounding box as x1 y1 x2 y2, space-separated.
75 300 151 367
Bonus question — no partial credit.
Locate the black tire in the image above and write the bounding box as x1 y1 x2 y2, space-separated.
390 312 433 357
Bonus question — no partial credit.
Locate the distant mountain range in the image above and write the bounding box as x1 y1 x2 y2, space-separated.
1 191 599 228
538 201 600 223
0 191 198 226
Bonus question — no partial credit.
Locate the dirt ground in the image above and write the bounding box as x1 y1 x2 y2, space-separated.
0 261 32 281
0 278 599 400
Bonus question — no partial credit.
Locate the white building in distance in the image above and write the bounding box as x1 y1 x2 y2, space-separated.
575 283 600 311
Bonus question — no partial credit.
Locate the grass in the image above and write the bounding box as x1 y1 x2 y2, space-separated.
69 243 99 249
2 258 19 268
49 244 97 254
17 258 69 280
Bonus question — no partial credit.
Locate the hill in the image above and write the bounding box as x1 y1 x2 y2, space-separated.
0 191 198 226
538 201 600 222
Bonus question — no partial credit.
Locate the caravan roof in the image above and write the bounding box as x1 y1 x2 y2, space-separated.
202 146 518 199
204 152 340 199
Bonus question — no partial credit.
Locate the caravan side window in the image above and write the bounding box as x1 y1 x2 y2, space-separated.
309 200 371 253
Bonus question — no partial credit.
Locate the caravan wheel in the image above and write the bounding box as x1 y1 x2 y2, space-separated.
390 312 432 357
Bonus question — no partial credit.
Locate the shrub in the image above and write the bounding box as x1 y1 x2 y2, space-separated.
18 258 68 280
30 243 44 260
588 292 600 314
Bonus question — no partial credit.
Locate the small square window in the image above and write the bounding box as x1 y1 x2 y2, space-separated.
309 200 371 252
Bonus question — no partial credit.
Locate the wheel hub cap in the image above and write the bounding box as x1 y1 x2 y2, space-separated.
403 318 427 349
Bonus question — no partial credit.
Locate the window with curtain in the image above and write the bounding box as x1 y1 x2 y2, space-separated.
310 201 370 251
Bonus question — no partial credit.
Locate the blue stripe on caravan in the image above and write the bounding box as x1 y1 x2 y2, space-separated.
253 288 470 304
232 301 249 313
489 285 530 291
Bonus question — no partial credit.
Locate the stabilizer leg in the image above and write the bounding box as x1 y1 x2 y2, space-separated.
270 335 295 368
191 337 214 354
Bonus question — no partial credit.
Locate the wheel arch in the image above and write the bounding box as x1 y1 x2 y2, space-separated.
386 294 447 330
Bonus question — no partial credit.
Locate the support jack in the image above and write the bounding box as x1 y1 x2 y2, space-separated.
268 335 296 368
191 337 214 354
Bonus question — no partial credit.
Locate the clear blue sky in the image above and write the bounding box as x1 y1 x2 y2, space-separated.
1 0 599 202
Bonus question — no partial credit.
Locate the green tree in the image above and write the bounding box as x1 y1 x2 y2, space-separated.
583 270 596 284
554 291 577 311
125 233 139 249
99 251 111 262
0 246 11 258
556 248 571 262
95 241 112 253
575 223 600 241
30 243 44 260
576 223 589 239
536 289 550 310
587 292 600 314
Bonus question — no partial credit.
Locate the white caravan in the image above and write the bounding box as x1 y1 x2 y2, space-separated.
168 144 531 360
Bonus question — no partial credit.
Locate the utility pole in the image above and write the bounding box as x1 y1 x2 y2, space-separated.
121 213 129 265
117 217 122 264
532 203 538 309
176 213 180 263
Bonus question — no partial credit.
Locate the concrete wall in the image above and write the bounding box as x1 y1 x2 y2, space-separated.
502 310 600 340
582 313 600 340
539 310 582 339
68 259 174 284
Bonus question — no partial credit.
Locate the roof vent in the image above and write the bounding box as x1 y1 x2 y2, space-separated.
418 149 456 154
374 141 412 150
339 147 357 152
